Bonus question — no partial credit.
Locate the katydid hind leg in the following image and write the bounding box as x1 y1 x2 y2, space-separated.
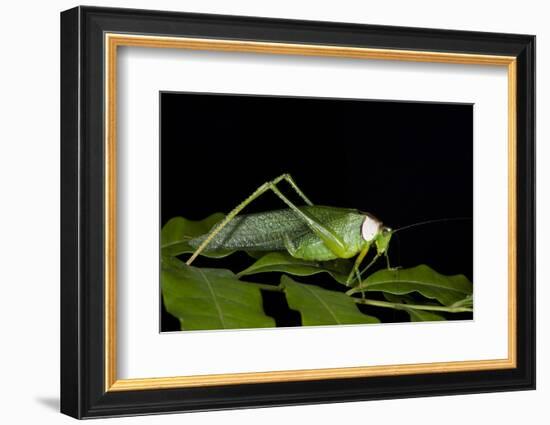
280 173 314 206
283 233 299 257
186 173 346 265
267 183 349 257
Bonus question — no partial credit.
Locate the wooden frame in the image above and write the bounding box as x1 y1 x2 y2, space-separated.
61 5 535 419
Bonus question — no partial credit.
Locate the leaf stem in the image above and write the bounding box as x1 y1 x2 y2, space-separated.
254 283 283 292
353 298 473 313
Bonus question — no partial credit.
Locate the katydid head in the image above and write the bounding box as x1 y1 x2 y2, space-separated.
375 226 393 254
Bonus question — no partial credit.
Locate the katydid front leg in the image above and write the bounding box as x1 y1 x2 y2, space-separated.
385 252 400 271
344 253 382 295
186 173 348 265
359 253 382 279
346 244 370 287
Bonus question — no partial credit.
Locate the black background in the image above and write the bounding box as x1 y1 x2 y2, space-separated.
160 92 473 331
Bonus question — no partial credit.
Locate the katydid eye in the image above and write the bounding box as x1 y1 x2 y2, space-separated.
361 216 380 241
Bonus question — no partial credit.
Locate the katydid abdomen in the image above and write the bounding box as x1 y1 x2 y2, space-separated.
188 206 365 261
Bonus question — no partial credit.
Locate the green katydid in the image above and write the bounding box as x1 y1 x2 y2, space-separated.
185 173 394 286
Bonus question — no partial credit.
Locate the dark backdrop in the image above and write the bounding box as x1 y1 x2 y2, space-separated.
160 92 473 331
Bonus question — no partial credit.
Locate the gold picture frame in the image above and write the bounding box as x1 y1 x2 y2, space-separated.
104 33 517 392
61 6 535 419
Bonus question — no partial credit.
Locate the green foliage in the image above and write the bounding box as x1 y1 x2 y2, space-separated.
160 215 473 331
237 252 352 284
383 293 445 322
281 276 379 325
349 264 473 306
161 257 275 330
161 214 233 258
450 294 473 309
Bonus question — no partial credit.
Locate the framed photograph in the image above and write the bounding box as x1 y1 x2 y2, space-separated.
60 6 535 419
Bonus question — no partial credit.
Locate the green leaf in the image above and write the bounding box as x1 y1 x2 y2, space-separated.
383 293 446 322
161 258 276 331
161 214 235 258
406 309 446 322
450 294 474 309
237 252 352 284
281 276 379 326
351 265 472 306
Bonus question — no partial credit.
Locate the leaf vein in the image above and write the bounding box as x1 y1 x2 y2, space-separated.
365 279 469 294
197 268 226 328
299 285 340 324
